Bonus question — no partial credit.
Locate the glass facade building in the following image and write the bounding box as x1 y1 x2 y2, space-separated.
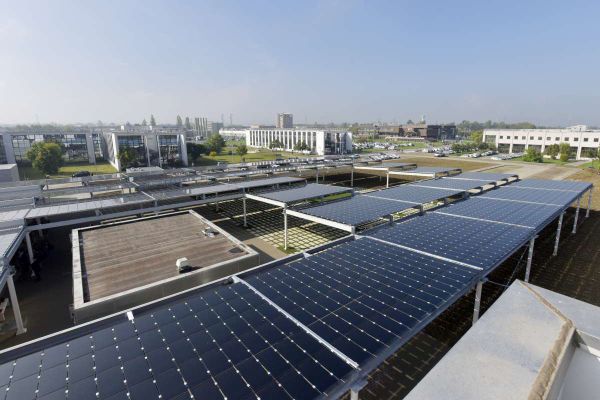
10 134 89 163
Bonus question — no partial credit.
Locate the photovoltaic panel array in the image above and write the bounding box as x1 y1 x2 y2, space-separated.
507 179 591 192
434 197 563 229
411 179 493 191
366 185 465 204
390 166 460 175
256 184 352 204
244 238 479 367
0 282 354 400
444 172 517 182
366 213 534 270
296 195 416 226
479 186 581 206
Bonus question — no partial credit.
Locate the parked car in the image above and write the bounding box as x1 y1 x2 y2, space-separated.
72 170 92 178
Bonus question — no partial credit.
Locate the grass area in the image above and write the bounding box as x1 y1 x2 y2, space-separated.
193 149 318 166
567 169 600 210
510 156 570 165
276 245 298 254
390 156 493 172
578 160 600 170
18 161 117 180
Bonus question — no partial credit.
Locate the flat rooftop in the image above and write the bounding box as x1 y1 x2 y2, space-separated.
79 212 251 302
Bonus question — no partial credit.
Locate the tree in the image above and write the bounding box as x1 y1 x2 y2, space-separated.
470 130 483 144
26 142 64 175
523 147 543 163
206 133 226 154
185 117 191 129
559 143 571 162
236 144 248 161
269 139 283 151
118 147 138 170
544 144 560 159
186 142 206 163
142 119 147 126
406 119 414 125
150 115 156 127
176 115 183 127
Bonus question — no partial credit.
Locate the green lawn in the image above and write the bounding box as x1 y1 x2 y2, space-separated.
18 161 117 180
192 149 318 166
511 156 571 165
579 160 600 170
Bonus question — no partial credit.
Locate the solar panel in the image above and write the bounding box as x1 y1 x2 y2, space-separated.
233 177 305 190
366 213 534 270
479 187 581 206
411 178 493 191
26 194 152 218
390 167 460 175
0 282 354 400
256 184 351 204
444 172 517 182
245 238 479 366
434 197 563 229
367 185 464 204
507 179 592 192
296 195 416 226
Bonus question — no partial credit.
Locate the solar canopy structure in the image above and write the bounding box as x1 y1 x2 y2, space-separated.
388 166 462 179
0 178 593 400
444 172 518 183
350 162 417 188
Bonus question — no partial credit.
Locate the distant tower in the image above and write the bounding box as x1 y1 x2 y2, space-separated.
277 113 293 129
221 113 225 126
229 113 233 126
420 115 426 124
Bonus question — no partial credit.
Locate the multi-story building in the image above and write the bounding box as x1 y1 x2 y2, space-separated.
246 128 352 155
483 125 600 159
277 113 293 129
379 124 457 140
0 125 189 171
208 121 223 135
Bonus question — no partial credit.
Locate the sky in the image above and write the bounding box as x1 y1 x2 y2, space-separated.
1 0 599 126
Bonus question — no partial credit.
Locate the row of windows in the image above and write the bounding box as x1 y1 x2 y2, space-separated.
11 134 89 162
497 135 599 143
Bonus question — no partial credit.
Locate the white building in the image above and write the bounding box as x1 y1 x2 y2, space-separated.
483 125 600 159
246 128 353 155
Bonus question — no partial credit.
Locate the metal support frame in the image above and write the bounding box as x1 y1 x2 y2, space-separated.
25 232 34 264
350 167 354 187
524 237 536 282
350 380 368 400
572 197 581 234
242 198 247 227
586 188 592 218
553 212 564 256
7 274 26 335
315 168 319 183
283 206 288 250
472 280 484 325
36 218 44 238
386 172 390 188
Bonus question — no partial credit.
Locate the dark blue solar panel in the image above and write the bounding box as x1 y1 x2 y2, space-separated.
297 195 416 226
0 283 353 400
367 213 534 270
412 178 492 191
397 167 459 174
245 238 479 367
367 185 464 204
480 187 581 206
444 172 517 182
436 197 563 229
258 183 351 203
509 179 592 192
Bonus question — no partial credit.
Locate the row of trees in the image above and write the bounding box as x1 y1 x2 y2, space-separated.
451 141 492 154
176 115 193 129
269 140 311 152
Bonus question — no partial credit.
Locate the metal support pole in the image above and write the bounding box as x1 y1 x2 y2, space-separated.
7 274 26 335
386 172 390 188
283 207 288 250
242 198 247 227
553 212 564 256
419 205 424 215
350 380 368 400
215 201 219 212
586 189 592 218
350 167 354 187
525 237 535 282
25 232 34 264
36 218 44 238
388 215 394 225
472 280 483 325
315 168 319 183
572 197 581 234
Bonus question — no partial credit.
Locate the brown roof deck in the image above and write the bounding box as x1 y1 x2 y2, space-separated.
80 212 248 301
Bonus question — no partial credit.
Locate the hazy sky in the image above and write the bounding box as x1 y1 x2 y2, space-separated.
1 0 599 126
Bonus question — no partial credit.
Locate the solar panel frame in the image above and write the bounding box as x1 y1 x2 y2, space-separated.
507 179 592 192
479 186 582 206
366 184 465 204
444 172 518 182
254 183 352 204
411 178 494 191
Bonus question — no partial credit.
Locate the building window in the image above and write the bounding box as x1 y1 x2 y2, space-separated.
499 136 504 139
529 136 533 140
521 136 526 140
514 136 518 139
117 135 147 167
92 134 105 161
565 137 570 141
574 137 579 142
11 133 89 163
0 138 7 164
537 137 542 140
594 138 599 143
546 137 551 140
159 135 180 167
584 138 589 142
555 137 559 141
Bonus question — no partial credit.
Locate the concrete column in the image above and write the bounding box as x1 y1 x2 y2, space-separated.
283 207 288 250
242 198 247 227
179 134 189 166
386 172 390 188
472 280 483 325
509 143 513 153
525 237 535 282
586 189 592 218
572 197 581 234
576 143 582 160
25 232 34 264
7 274 26 335
553 212 564 256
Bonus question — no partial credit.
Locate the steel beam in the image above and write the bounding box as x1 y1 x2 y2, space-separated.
586 189 592 218
472 280 484 325
525 237 536 282
242 198 247 227
553 212 564 256
386 172 390 188
7 274 26 335
572 197 581 234
283 207 288 250
350 167 354 187
25 232 34 264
